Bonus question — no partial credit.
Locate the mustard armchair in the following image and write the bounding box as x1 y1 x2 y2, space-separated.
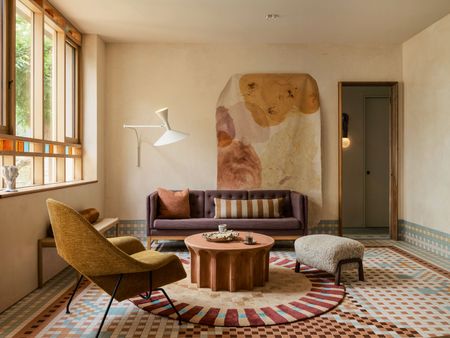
46 199 187 337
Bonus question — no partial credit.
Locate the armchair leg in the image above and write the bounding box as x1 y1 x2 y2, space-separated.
96 274 123 338
156 287 182 325
138 272 182 325
139 271 153 300
66 275 83 314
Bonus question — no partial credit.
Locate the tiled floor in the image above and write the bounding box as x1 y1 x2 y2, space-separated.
1 240 449 337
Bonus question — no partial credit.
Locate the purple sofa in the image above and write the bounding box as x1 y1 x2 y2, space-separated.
147 190 308 243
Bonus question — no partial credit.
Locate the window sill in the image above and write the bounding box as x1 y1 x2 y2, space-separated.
0 180 98 199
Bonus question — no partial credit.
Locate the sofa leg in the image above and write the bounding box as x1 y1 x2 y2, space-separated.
295 261 301 273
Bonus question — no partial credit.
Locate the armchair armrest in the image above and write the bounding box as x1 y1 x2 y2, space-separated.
290 191 308 235
108 236 145 255
147 192 159 232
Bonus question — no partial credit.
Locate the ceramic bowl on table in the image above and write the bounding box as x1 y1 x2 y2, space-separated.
202 230 239 242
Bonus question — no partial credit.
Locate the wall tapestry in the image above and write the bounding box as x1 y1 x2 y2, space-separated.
216 74 322 225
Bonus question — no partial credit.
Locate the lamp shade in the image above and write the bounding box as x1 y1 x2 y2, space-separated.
155 107 170 128
154 129 188 146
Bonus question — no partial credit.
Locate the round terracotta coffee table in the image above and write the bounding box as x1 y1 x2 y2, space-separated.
184 233 274 292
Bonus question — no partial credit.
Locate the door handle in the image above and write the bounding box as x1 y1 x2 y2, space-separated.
366 170 371 175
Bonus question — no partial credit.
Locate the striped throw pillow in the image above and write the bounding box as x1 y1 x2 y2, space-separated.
214 198 283 219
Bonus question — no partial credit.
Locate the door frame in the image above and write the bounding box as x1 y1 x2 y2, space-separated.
338 82 399 239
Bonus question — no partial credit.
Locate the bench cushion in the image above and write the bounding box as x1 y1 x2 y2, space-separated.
154 217 300 230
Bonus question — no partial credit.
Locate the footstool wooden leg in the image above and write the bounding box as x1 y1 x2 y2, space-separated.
295 261 301 273
335 258 364 285
358 258 364 281
335 263 341 285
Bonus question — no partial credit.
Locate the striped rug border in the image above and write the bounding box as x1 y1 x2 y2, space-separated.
131 257 346 327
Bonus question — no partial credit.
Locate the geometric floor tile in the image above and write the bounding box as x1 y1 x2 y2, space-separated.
1 244 449 337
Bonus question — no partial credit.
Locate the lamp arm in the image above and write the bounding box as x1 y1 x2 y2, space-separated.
124 127 142 167
123 124 165 167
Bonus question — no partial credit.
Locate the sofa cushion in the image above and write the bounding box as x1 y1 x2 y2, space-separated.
157 188 190 218
153 217 300 230
249 190 293 217
188 191 205 218
205 190 248 218
214 197 282 218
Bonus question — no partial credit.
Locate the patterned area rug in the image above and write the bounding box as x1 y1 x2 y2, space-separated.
2 245 450 337
131 256 345 326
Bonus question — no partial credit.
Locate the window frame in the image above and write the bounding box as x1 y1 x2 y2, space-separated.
43 20 58 142
64 39 79 144
0 0 83 190
0 0 6 134
0 0 13 135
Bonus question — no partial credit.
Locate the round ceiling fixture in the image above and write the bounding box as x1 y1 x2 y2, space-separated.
265 14 280 20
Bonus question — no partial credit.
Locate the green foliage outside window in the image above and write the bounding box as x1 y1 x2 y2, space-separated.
15 9 32 137
16 8 55 140
43 30 54 140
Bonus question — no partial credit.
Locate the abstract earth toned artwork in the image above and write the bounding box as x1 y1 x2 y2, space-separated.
216 74 322 224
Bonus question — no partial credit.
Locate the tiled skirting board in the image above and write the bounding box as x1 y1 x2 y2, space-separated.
399 219 449 259
105 220 147 241
111 219 449 259
309 220 339 234
107 219 339 240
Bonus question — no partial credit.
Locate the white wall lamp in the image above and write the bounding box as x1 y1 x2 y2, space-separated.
123 107 189 167
342 112 351 149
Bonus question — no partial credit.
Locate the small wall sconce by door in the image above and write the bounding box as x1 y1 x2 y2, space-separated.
342 113 351 149
123 108 189 167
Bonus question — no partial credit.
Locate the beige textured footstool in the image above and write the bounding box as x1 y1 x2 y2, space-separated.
294 234 365 285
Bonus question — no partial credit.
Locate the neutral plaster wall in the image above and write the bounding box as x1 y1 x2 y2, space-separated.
104 43 402 220
83 35 106 183
0 35 106 312
401 14 450 234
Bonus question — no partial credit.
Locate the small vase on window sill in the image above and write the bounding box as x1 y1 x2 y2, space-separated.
2 165 19 192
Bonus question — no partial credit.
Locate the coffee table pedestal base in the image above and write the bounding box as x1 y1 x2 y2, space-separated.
188 247 271 291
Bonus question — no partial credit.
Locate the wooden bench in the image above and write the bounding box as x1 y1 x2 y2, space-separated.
38 217 119 288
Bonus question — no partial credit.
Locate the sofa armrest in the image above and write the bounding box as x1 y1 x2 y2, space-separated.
147 192 159 232
290 191 308 235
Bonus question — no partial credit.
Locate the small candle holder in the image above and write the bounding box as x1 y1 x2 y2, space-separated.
245 232 254 244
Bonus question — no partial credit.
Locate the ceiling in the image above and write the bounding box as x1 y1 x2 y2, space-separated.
51 0 450 44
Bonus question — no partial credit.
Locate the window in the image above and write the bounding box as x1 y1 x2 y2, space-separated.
15 155 32 187
44 157 56 184
65 157 74 182
0 0 83 191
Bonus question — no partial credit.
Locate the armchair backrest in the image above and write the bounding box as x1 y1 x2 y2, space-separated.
46 199 143 277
